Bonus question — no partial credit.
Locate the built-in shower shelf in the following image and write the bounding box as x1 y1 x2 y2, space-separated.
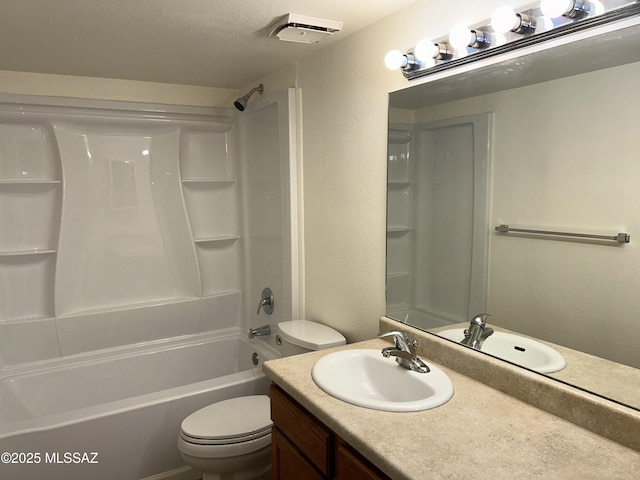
387 226 411 234
181 178 237 185
202 289 241 299
0 314 54 324
0 249 56 257
194 236 239 244
57 297 202 319
0 180 60 184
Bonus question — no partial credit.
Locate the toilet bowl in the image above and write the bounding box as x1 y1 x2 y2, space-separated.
178 320 345 480
178 395 272 480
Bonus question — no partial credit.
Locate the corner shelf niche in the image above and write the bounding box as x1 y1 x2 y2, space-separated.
0 123 60 324
180 129 241 298
386 124 413 312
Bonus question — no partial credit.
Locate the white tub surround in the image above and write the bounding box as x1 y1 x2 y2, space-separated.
0 90 299 365
0 95 243 364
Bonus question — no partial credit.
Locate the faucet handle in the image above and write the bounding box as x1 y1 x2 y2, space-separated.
378 331 429 373
256 287 274 315
378 330 409 348
470 313 491 327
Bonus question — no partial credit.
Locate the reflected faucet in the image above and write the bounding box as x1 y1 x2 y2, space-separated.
461 313 494 350
378 330 430 373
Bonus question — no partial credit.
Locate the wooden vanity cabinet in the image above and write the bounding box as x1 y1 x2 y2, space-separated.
270 384 390 480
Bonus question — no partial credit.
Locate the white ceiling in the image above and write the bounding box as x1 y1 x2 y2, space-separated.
0 0 418 89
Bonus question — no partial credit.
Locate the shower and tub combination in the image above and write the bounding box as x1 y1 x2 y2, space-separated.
0 88 298 480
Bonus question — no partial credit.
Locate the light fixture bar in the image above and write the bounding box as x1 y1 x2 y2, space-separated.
389 0 639 80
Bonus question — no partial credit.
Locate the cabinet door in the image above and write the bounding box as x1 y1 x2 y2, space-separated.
334 438 390 480
270 384 332 475
272 427 324 480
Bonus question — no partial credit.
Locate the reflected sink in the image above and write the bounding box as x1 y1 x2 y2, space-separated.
438 328 566 374
311 349 454 412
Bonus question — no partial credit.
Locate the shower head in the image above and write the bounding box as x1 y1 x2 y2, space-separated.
234 84 264 111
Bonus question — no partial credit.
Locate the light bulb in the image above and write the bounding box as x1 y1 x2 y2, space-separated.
590 0 605 15
385 50 407 70
449 24 473 50
535 15 555 32
492 6 520 34
540 0 574 18
493 33 507 46
414 38 439 62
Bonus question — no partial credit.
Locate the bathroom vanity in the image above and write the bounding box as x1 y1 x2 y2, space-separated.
271 384 389 479
263 321 640 480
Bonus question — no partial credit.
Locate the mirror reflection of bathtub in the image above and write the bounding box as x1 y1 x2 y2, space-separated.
386 18 640 410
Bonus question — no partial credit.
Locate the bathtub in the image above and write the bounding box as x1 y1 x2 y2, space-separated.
0 330 278 480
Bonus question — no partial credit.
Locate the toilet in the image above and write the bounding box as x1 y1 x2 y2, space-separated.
177 320 346 480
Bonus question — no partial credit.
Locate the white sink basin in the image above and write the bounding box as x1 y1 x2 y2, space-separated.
438 328 566 373
311 349 454 412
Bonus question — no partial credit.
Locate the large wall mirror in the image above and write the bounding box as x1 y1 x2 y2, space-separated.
386 14 640 410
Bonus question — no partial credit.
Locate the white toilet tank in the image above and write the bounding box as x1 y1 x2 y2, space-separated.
277 320 346 356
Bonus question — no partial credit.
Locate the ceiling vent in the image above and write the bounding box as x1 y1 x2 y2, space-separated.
268 14 343 44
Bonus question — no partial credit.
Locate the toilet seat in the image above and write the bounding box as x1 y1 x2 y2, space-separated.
180 395 272 448
180 429 270 446
178 431 272 459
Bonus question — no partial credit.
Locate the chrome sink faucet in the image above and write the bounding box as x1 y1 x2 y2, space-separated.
378 331 430 373
461 313 494 350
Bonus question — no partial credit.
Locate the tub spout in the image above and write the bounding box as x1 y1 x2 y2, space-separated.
248 325 271 339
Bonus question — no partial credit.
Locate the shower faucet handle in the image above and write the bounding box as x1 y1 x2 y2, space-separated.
256 287 274 315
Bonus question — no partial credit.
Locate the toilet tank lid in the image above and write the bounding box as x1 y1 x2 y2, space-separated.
278 320 346 350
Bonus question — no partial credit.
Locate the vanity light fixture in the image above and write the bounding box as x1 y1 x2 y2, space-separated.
385 40 453 71
449 24 492 50
385 0 640 79
414 39 453 65
491 6 537 33
540 0 591 18
384 50 419 71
